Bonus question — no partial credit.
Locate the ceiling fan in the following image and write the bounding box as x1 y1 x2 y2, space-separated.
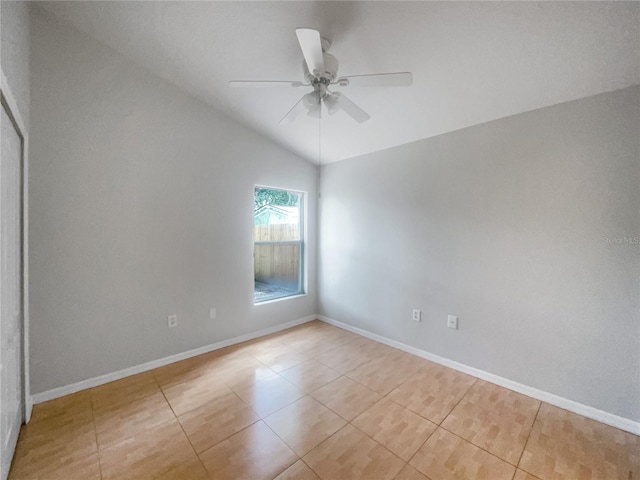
229 28 413 124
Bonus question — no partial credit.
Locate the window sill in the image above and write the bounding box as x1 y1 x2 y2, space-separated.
254 293 308 306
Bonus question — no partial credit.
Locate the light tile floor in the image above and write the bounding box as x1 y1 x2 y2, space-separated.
9 320 639 480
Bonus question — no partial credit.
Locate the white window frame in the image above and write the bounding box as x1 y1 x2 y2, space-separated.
253 185 305 304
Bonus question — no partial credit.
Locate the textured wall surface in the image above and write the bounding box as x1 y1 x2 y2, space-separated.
319 86 640 421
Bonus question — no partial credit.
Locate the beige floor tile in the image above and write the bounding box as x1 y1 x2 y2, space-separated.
441 380 540 464
252 345 310 373
198 421 297 480
9 412 98 480
303 424 405 480
346 352 427 395
394 464 429 480
275 321 323 338
233 375 305 418
212 350 273 370
290 340 344 358
99 420 206 480
9 451 101 480
279 360 341 393
409 427 515 480
357 340 407 363
203 349 271 382
90 371 160 410
218 361 279 391
161 370 232 416
274 460 321 480
152 355 217 389
236 336 290 357
277 325 338 345
513 469 541 480
519 403 640 480
264 396 346 456
94 390 175 449
327 328 363 343
15 405 94 438
310 376 382 421
202 345 255 366
352 398 437 461
286 327 361 356
178 392 259 453
153 458 210 480
388 362 476 423
28 391 92 424
328 335 378 351
314 339 375 374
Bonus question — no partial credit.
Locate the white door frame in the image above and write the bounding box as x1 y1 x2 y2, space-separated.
0 71 30 424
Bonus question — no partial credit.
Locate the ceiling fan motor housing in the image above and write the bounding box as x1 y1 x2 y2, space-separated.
303 52 339 84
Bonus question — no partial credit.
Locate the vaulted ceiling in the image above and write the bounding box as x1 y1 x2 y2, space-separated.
39 1 640 164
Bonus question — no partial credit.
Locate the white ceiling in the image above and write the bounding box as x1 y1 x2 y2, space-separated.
39 1 640 164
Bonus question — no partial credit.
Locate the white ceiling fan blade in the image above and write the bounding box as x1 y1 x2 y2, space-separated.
334 72 413 87
331 92 370 123
279 96 307 125
296 28 325 76
229 80 304 88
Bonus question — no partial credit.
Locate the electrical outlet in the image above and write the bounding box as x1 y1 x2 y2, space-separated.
210 307 217 320
412 309 421 322
447 315 458 330
168 314 178 328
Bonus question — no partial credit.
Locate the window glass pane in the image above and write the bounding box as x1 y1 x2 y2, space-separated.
254 244 300 301
254 188 300 241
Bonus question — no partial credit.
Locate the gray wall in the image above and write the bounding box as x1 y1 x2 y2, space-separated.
319 86 640 422
29 9 317 394
1 1 30 127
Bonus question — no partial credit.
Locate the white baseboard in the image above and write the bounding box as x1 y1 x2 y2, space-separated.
25 398 32 423
318 315 640 436
31 315 317 405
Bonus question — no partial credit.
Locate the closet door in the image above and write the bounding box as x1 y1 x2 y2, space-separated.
0 97 24 480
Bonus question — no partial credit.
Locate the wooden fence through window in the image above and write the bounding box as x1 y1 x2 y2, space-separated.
254 224 300 288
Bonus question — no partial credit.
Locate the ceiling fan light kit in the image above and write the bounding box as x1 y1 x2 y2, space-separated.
229 28 413 124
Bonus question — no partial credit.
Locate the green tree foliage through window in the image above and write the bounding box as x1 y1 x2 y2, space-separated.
254 187 299 211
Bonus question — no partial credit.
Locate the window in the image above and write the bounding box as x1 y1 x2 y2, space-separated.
254 186 305 303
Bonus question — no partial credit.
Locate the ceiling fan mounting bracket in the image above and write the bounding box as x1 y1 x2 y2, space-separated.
303 51 339 84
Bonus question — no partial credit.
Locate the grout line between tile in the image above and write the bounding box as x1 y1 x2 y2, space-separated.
403 420 439 467
513 400 543 477
149 377 212 478
436 377 478 427
259 414 303 477
437 423 519 467
89 392 104 480
299 457 323 480
304 421 408 480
